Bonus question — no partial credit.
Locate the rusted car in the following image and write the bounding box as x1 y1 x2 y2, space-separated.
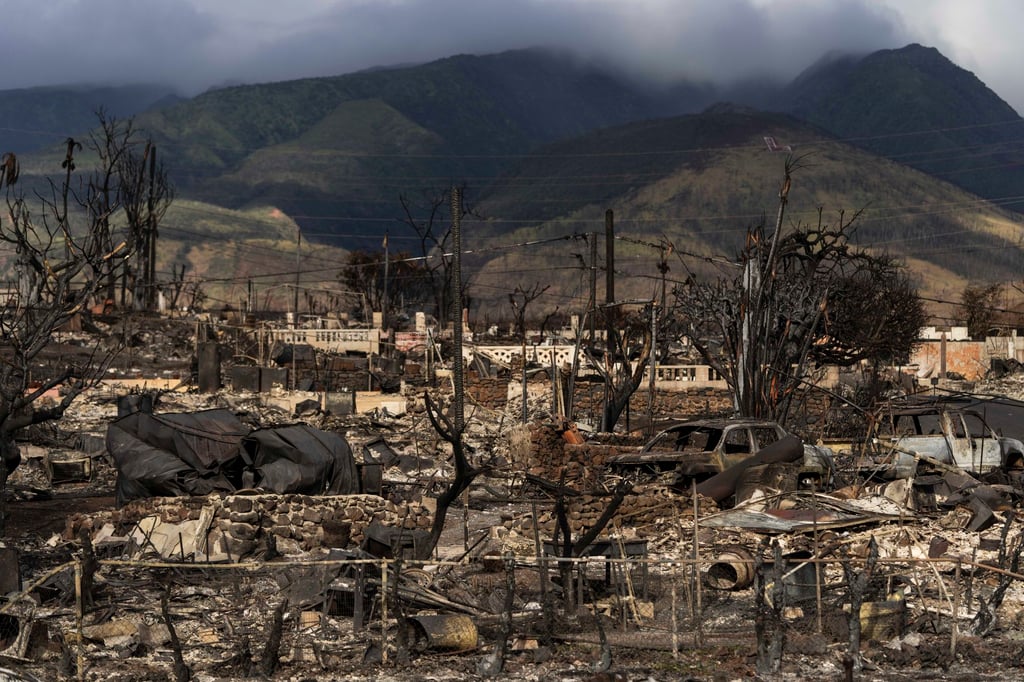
608 418 834 489
862 406 1024 480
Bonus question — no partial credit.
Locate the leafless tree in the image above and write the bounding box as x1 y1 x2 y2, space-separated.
582 303 653 431
960 282 1004 339
82 112 172 308
667 161 924 422
508 283 549 340
398 186 474 325
0 115 171 531
338 249 431 322
418 392 484 559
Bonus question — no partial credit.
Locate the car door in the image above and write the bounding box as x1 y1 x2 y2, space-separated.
958 412 1003 473
720 426 756 469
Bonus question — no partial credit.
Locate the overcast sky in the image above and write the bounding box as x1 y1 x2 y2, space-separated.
2 0 1023 113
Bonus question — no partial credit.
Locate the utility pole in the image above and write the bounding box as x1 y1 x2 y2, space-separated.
590 231 597 346
647 301 657 438
603 209 615 432
450 187 465 434
293 227 301 326
147 146 157 310
382 231 389 328
605 209 615 338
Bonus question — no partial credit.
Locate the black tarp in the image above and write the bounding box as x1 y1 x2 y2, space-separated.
108 409 248 506
107 409 361 504
240 424 360 495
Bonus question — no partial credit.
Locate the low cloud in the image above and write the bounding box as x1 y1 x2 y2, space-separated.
0 0 989 108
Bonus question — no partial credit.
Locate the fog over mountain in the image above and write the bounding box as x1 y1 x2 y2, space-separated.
2 0 1020 114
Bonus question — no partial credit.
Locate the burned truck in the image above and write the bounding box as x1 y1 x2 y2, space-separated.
858 406 1024 481
607 419 834 500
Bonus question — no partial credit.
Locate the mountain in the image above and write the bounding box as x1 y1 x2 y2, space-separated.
7 44 1024 321
0 84 181 154
155 201 349 312
123 49 714 248
776 43 1024 210
464 107 1024 315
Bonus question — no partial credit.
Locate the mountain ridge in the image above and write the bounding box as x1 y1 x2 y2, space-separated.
5 44 1024 319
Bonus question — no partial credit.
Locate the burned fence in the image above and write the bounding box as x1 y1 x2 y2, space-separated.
2 525 1023 680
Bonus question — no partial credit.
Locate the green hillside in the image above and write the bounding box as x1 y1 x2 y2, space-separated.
130 49 705 247
0 84 178 154
466 108 1024 316
779 44 1024 208
6 44 1024 325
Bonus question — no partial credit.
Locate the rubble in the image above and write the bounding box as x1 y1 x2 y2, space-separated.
8 320 1024 680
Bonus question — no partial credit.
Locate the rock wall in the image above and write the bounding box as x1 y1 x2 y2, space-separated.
464 374 734 420
525 422 642 488
466 377 508 407
628 387 734 420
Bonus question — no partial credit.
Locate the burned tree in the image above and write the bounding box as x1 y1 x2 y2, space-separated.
508 283 549 340
667 161 924 421
509 283 550 422
86 112 172 308
960 282 1003 339
0 116 171 531
416 186 483 558
585 303 654 432
339 248 431 322
398 186 474 325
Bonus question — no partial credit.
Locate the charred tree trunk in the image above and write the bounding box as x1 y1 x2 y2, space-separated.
418 392 483 560
842 537 879 674
972 514 1022 636
260 599 288 677
161 586 192 682
755 541 786 675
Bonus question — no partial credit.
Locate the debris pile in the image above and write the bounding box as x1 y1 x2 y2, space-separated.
65 493 433 561
8 330 1024 680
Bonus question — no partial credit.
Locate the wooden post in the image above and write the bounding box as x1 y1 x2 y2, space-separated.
451 188 465 433
353 563 366 631
952 559 961 657
75 560 84 681
693 479 703 646
602 210 614 432
381 560 388 664
671 563 679 658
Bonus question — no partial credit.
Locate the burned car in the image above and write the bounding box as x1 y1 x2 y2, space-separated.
860 406 1024 480
608 419 834 492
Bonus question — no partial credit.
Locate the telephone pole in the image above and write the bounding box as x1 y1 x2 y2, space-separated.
603 209 615 432
450 187 465 433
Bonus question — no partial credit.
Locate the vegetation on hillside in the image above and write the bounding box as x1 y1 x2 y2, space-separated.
781 43 1024 208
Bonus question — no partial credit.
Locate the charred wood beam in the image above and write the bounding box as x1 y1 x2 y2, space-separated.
160 585 191 682
420 391 485 560
842 536 878 674
755 541 786 676
696 435 803 503
972 512 1022 636
259 599 288 677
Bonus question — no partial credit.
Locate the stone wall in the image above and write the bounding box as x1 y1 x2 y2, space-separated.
525 422 642 488
67 493 433 562
466 376 508 407
571 384 734 421
625 387 734 421
465 372 735 421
